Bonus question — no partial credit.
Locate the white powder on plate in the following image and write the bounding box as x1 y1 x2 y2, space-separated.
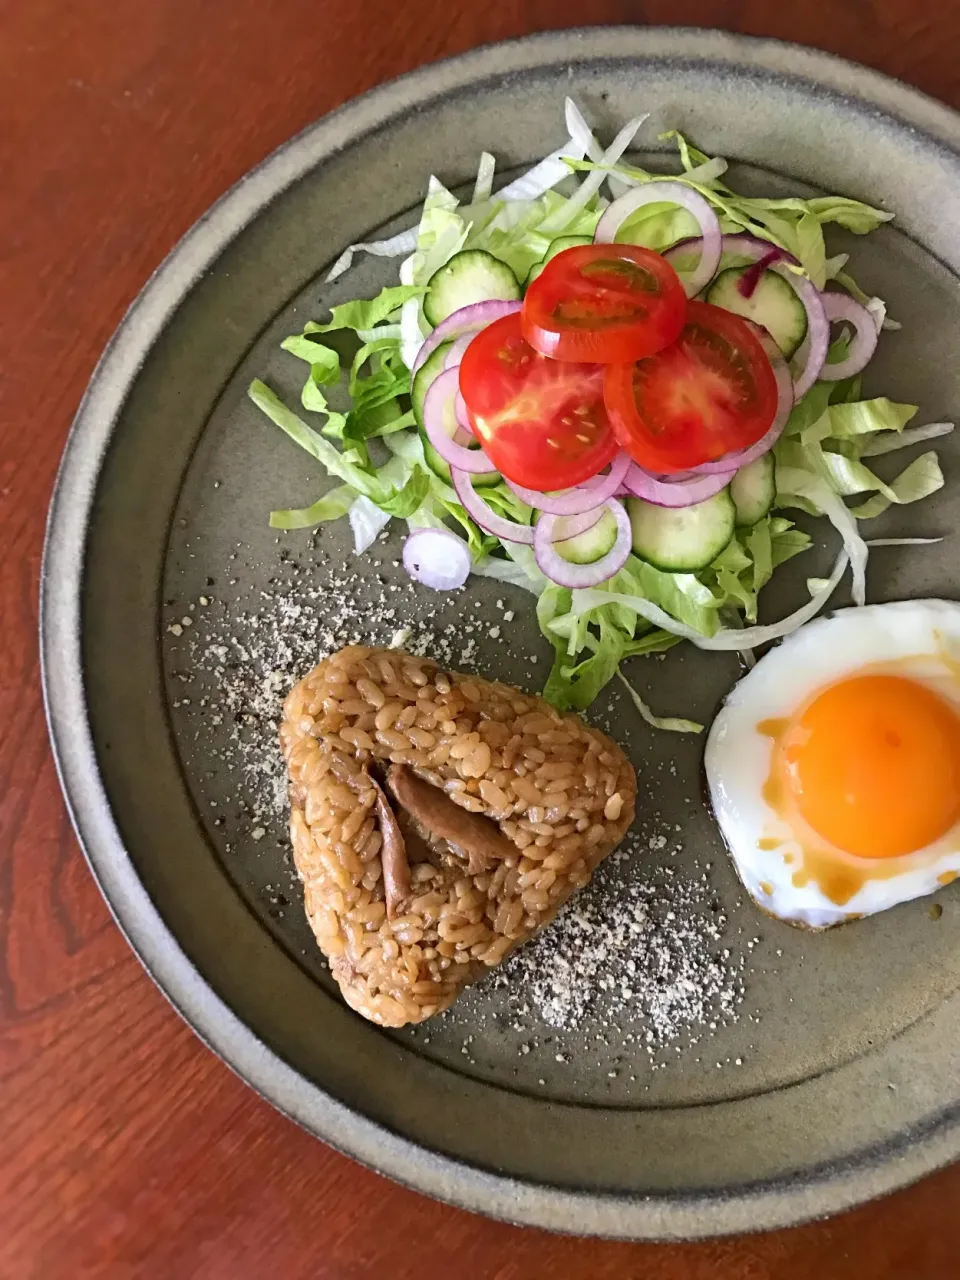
493 832 743 1046
165 542 749 1064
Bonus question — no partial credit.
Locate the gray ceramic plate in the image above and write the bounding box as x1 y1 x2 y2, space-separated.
42 28 960 1238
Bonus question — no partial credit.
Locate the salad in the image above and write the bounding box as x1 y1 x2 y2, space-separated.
249 100 952 719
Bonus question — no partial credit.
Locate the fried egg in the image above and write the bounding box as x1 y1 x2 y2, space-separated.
705 600 960 928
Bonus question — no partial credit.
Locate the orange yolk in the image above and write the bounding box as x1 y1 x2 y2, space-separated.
775 674 960 859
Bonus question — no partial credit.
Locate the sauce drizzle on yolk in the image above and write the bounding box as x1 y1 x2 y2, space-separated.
758 674 960 904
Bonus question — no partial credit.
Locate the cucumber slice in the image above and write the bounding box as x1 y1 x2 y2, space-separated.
729 453 776 527
524 262 545 290
551 509 619 565
627 489 735 572
706 266 808 359
411 341 452 429
423 250 521 327
525 237 592 290
418 430 453 484
542 235 592 264
416 427 501 489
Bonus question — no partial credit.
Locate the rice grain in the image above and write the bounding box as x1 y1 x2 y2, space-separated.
281 645 635 1027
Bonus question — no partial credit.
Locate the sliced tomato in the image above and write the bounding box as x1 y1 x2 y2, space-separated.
522 243 687 363
458 311 618 491
603 301 779 474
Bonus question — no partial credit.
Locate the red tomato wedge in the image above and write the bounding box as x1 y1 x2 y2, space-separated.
458 311 618 491
522 243 687 363
603 301 779 474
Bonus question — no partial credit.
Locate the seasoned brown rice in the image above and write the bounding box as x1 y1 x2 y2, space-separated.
280 645 636 1027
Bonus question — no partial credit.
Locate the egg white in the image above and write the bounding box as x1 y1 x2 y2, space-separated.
705 600 960 928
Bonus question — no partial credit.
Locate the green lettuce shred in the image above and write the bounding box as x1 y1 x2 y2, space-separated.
247 104 949 723
568 130 891 288
616 672 704 734
269 484 356 530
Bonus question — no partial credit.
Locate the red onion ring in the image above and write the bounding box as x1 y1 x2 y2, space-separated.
686 331 795 475
623 465 732 507
665 231 800 274
533 499 632 588
454 389 474 435
444 334 474 369
543 506 607 539
594 181 722 298
818 291 880 381
450 468 534 544
423 368 497 474
737 248 789 298
402 528 471 591
667 232 828 399
504 449 631 515
778 270 829 399
411 299 521 376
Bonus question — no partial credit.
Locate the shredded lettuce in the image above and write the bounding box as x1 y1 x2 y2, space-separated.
861 421 954 457
536 515 813 708
617 672 704 734
248 101 951 724
248 379 429 517
269 484 356 530
569 130 891 288
280 333 340 377
473 547 545 594
311 285 425 334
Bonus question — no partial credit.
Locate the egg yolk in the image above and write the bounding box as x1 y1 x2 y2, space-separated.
776 674 960 859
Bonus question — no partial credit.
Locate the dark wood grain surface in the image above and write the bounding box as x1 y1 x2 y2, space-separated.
3 2 959 1276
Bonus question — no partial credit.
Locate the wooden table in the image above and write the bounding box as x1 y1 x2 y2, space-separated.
2 1 958 1275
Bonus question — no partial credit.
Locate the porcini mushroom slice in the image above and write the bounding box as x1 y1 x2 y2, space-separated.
346 770 411 920
387 764 516 872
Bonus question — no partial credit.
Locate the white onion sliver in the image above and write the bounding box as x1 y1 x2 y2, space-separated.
595 182 722 297
402 528 471 591
348 495 391 554
689 332 794 475
423 368 496 475
539 113 650 235
450 468 534 544
865 537 944 547
818 291 880 382
505 450 631 515
411 299 521 376
624 464 731 507
534 499 631 588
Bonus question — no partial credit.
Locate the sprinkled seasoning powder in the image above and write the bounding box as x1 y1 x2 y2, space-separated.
441 822 750 1065
164 539 752 1069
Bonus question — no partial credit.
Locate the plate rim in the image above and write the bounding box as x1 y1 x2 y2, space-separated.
40 25 960 1238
